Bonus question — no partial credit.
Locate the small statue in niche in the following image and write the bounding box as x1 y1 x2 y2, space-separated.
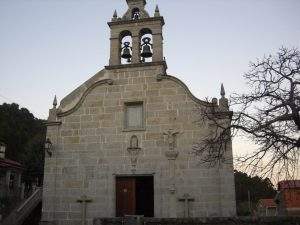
130 135 139 149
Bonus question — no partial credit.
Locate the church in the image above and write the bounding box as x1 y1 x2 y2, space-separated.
41 0 236 224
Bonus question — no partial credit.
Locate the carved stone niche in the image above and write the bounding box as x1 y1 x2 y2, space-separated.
163 129 180 160
165 150 179 160
127 135 141 173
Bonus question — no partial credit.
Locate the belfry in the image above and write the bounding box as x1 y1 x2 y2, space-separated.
109 0 164 66
41 0 236 224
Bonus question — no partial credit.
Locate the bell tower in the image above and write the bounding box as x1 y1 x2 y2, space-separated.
108 0 165 66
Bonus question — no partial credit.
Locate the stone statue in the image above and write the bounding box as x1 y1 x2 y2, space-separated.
163 129 179 150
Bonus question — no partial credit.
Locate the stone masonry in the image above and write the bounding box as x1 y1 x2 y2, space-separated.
41 1 236 225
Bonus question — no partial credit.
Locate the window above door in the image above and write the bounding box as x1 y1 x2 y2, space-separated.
124 101 145 131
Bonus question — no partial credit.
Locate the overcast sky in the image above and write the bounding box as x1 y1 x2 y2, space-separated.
1 0 300 176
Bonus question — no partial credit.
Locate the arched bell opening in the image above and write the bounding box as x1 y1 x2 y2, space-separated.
139 28 153 63
120 30 133 65
132 8 141 20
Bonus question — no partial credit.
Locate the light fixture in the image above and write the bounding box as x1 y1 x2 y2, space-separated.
0 142 6 159
44 138 53 157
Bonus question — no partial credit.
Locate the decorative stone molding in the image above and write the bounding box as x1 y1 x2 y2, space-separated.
163 128 181 218
107 17 165 27
163 129 180 151
105 61 167 71
157 74 213 106
57 79 114 117
43 121 62 127
127 135 142 173
165 150 179 160
169 183 176 194
163 129 181 160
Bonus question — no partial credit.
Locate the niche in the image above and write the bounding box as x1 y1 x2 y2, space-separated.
120 30 133 64
132 8 141 20
140 28 153 63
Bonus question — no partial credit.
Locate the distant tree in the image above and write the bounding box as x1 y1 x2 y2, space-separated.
0 103 46 185
195 47 300 178
234 170 276 216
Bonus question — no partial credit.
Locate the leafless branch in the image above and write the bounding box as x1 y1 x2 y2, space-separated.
194 47 300 178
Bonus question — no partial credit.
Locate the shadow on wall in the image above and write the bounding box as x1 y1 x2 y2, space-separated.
94 217 300 225
22 202 42 225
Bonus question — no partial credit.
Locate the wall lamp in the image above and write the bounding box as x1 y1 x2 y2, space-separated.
44 138 53 157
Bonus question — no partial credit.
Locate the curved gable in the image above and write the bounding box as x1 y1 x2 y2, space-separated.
58 69 111 116
157 74 212 107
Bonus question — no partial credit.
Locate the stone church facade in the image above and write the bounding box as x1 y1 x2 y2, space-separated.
41 0 236 224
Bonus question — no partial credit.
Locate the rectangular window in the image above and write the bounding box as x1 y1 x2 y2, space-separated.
125 102 144 130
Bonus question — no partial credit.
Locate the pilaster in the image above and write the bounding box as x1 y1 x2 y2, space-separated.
131 35 141 64
109 38 121 66
152 32 163 62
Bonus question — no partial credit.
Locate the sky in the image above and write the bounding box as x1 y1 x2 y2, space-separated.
1 0 300 177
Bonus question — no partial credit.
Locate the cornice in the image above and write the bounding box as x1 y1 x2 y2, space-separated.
157 74 233 115
156 74 213 107
105 61 167 71
57 79 114 118
108 17 165 27
43 121 62 127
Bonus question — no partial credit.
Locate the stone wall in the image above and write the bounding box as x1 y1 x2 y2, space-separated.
41 63 236 225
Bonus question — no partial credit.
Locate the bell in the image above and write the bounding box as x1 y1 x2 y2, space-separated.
121 47 132 59
121 42 132 59
141 37 153 58
141 44 152 58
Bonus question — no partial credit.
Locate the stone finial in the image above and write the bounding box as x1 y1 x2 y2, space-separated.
219 84 229 110
112 10 118 21
53 95 57 108
154 5 160 17
220 83 225 98
48 95 58 121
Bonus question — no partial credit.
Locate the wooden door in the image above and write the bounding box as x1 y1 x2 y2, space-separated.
116 177 136 217
136 176 154 217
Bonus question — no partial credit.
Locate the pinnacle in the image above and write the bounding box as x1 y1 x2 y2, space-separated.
220 83 225 98
113 10 117 18
53 95 57 108
154 5 160 17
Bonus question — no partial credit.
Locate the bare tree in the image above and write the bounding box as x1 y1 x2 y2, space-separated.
194 47 300 178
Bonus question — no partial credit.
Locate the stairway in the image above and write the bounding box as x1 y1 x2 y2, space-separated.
1 187 42 225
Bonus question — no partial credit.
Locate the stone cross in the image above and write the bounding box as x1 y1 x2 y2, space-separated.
77 195 92 225
178 193 194 217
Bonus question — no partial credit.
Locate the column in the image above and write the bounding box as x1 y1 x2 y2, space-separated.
131 35 140 64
